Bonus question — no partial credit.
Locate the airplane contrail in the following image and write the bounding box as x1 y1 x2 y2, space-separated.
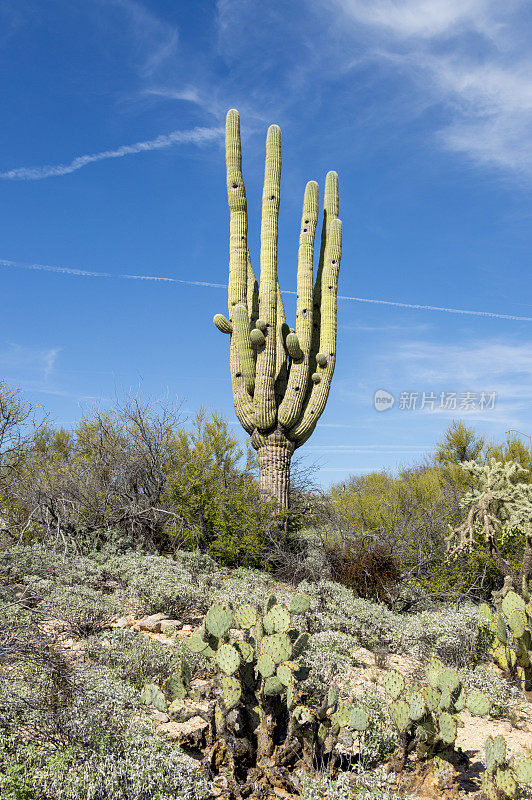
0 126 222 180
1 258 531 322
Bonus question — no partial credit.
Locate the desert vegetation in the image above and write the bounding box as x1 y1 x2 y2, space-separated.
1 376 532 800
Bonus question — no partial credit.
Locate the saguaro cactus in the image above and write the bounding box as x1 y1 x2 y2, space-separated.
214 109 342 510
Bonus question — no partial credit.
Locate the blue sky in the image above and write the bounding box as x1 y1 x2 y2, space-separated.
1 0 532 485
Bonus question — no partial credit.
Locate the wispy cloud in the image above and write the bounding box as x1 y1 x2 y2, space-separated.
103 0 180 78
2 257 532 322
333 0 500 40
372 336 532 428
0 343 60 383
330 0 532 176
0 126 222 180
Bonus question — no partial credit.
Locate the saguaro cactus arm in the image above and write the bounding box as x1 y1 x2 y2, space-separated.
288 175 341 446
255 124 282 431
225 110 256 433
278 180 319 428
213 109 342 509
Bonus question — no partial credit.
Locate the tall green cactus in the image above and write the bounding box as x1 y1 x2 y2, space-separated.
214 109 342 510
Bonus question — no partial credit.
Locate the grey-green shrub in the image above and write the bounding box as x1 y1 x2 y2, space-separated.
85 629 191 689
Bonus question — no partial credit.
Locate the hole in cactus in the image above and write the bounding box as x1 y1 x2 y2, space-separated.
235 372 242 378
270 195 275 201
303 228 307 233
304 219 309 223
295 387 300 392
332 260 337 265
302 309 308 317
329 352 334 357
232 183 238 189
328 285 332 289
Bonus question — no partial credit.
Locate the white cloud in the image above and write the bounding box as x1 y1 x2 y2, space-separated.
0 343 60 382
104 0 179 77
333 0 497 39
0 126 222 180
375 337 532 429
330 0 532 176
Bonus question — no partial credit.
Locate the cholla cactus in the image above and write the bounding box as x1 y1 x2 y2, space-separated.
480 590 532 691
214 110 342 510
481 735 532 799
180 594 367 793
383 658 490 770
448 458 532 598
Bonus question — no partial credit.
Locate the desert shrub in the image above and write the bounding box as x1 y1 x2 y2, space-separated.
165 411 275 568
302 630 361 701
0 729 209 800
390 604 484 666
1 545 111 590
458 664 521 719
0 657 138 747
322 535 401 600
411 544 502 602
271 527 332 584
38 586 121 636
173 548 219 578
11 397 185 554
45 733 207 800
85 629 191 689
300 769 412 800
299 580 398 649
211 570 284 609
350 689 398 767
109 552 209 617
120 572 205 617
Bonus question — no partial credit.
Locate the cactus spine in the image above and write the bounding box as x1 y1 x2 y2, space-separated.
214 109 342 510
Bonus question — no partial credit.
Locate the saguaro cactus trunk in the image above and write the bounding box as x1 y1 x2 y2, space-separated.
214 110 342 511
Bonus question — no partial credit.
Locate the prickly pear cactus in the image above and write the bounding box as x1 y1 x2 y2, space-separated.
176 593 368 793
479 591 532 691
214 109 343 512
140 655 191 714
382 657 491 769
482 736 532 799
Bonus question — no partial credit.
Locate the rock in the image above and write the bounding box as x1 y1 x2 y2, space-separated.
137 619 162 633
145 613 171 622
162 716 209 747
181 624 194 632
116 616 130 628
137 613 171 632
160 619 183 632
152 709 170 723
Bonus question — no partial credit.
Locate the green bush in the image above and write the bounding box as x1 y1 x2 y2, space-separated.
165 411 275 567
